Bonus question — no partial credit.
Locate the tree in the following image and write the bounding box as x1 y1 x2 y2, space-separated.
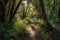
58 7 60 19
0 0 9 22
39 0 54 32
9 0 22 21
58 0 60 19
0 0 23 22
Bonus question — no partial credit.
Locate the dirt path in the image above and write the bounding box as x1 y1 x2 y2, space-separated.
26 23 42 40
27 24 36 40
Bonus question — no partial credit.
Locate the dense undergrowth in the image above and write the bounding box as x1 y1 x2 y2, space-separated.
0 18 60 40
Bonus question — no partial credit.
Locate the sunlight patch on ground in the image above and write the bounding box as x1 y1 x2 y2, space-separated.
27 25 36 37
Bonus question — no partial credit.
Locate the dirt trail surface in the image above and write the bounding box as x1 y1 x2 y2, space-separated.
26 23 42 40
27 24 36 40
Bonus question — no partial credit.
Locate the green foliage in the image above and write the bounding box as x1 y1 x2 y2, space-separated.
0 0 60 40
0 22 27 40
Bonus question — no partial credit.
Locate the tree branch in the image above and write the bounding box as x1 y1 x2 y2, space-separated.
9 0 22 21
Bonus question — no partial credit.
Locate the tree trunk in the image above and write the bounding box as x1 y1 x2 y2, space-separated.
39 0 54 32
39 0 57 40
9 0 22 21
58 7 60 18
0 1 5 22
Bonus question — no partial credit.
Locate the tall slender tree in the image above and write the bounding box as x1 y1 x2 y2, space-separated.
39 0 57 40
0 0 8 22
58 0 60 19
39 0 54 31
9 0 22 21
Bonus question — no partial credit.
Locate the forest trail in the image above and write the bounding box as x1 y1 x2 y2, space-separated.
26 22 42 40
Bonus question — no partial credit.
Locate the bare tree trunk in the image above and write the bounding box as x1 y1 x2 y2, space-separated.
58 7 60 18
58 0 60 19
9 0 22 21
39 0 54 32
39 0 57 40
10 0 16 18
0 1 5 22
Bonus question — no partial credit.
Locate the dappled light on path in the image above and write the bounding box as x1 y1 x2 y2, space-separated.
26 22 42 40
